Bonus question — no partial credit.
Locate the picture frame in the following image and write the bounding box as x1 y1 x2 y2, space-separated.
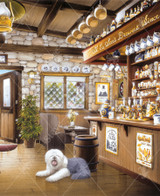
95 82 110 104
90 122 98 137
105 126 118 155
136 132 153 169
0 54 8 64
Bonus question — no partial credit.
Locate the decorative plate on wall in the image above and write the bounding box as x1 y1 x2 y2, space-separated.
51 65 60 72
72 66 80 73
82 66 90 73
62 66 70 72
41 64 50 72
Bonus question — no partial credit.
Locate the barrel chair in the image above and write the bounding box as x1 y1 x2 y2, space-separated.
39 113 65 150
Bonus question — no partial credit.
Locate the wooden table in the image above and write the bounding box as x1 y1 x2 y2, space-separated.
60 126 89 143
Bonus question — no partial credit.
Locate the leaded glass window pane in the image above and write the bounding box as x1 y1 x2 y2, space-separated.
44 76 64 109
66 77 85 109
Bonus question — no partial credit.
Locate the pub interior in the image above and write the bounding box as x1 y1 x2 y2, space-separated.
0 0 160 195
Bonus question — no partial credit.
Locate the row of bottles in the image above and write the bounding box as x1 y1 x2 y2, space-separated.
135 61 160 80
88 0 160 46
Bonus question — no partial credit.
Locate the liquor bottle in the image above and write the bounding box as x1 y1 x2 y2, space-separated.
135 69 140 78
141 2 144 12
152 0 159 5
137 5 141 15
134 7 137 16
125 12 130 22
90 36 95 45
101 28 107 38
110 19 117 32
106 24 110 34
143 0 150 10
132 82 137 97
130 8 134 18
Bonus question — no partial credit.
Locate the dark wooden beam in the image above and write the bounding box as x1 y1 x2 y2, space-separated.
13 23 67 38
38 0 64 37
61 2 90 13
20 0 52 8
0 44 83 55
0 34 5 44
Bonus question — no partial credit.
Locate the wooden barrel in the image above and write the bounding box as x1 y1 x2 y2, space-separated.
74 135 99 172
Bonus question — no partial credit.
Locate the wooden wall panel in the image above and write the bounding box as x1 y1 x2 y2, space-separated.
1 113 14 140
98 122 160 184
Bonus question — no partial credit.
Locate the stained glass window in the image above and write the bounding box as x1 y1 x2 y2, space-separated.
44 76 64 109
42 74 88 110
67 77 85 109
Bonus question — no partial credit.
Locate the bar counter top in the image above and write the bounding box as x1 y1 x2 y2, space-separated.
84 116 160 131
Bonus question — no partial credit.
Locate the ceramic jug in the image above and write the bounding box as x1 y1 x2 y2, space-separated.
140 38 147 49
153 32 160 44
125 45 130 55
129 43 135 54
147 35 154 47
134 41 141 52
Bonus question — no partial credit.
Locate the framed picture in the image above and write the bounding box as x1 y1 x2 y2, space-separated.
90 122 98 137
0 54 8 64
95 82 110 104
105 126 118 155
136 132 153 169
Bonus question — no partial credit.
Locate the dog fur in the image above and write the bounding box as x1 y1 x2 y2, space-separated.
36 149 90 182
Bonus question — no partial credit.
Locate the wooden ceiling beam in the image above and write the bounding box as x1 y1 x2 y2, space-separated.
61 2 90 13
38 0 64 37
13 23 67 38
20 0 52 8
0 44 83 55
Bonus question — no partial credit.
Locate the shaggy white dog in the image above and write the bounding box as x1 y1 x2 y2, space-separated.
36 149 90 182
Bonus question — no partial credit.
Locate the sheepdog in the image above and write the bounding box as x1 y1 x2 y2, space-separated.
36 149 90 182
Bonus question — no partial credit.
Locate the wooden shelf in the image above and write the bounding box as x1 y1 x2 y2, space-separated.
137 87 156 91
132 77 150 81
134 43 160 55
131 55 160 66
134 95 157 99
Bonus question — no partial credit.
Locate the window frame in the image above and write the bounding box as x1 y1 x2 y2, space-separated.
40 72 91 112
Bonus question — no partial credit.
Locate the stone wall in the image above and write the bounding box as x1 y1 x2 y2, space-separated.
3 30 113 111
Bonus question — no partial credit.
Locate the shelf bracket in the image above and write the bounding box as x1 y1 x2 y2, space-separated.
123 125 128 137
98 121 102 131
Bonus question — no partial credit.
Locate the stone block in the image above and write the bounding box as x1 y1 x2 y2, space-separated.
32 38 44 46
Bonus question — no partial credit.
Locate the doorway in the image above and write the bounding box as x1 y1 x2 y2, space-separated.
0 67 22 142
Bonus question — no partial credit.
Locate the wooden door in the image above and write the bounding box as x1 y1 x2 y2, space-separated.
0 71 18 141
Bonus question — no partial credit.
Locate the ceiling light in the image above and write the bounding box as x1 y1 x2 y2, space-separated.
72 28 83 40
0 0 25 33
94 4 107 20
113 50 121 58
66 35 76 45
78 21 91 34
86 13 98 28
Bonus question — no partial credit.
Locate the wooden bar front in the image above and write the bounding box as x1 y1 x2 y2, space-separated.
85 116 160 185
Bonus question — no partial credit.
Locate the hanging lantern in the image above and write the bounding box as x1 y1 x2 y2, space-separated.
86 13 98 28
72 28 83 39
78 21 90 34
94 4 107 20
66 35 76 44
0 0 25 33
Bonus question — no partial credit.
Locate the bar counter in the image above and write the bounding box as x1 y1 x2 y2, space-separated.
84 116 160 185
